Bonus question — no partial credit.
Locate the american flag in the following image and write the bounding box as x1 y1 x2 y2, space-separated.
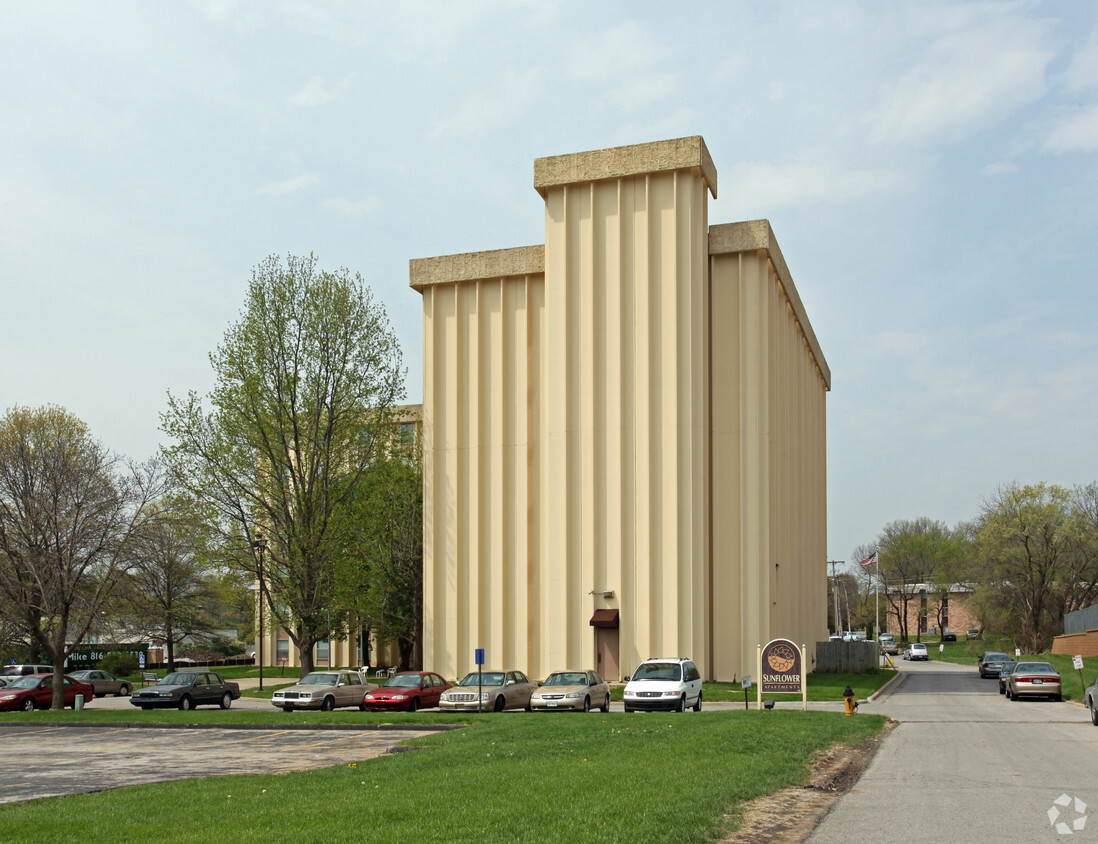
859 551 878 567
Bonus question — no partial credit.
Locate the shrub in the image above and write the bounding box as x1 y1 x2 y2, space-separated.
99 652 140 677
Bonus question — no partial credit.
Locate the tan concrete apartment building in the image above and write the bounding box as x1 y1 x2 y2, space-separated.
410 136 830 683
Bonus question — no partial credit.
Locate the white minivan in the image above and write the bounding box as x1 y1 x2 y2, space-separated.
623 657 703 713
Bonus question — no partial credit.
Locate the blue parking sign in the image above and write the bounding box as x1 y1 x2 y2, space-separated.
474 648 485 666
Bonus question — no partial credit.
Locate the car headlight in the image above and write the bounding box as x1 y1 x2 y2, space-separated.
0 695 15 702
663 691 682 697
479 692 491 701
364 694 375 700
391 694 406 700
565 692 581 699
299 694 314 701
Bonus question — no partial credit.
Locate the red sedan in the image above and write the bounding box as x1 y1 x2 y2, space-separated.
0 674 94 711
362 671 451 712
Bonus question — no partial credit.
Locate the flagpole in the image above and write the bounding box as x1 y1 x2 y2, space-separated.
875 553 880 642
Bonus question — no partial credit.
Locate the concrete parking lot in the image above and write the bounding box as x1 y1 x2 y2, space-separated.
0 723 444 804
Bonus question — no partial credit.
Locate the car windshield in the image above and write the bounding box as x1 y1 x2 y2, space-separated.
159 673 196 686
8 677 40 689
458 672 504 687
299 673 338 686
633 663 682 682
384 673 422 688
1015 663 1056 674
544 672 587 686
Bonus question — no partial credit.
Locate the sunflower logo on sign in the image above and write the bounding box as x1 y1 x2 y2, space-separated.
766 643 798 673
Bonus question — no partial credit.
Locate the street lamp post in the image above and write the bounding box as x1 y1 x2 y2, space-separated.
251 536 267 691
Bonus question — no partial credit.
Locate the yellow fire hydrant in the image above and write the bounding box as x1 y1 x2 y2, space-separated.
843 685 857 716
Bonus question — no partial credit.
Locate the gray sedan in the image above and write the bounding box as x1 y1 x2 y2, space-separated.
67 669 133 698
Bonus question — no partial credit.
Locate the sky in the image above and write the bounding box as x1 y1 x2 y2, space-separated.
2 0 1097 569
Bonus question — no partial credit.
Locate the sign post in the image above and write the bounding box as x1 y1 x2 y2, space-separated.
475 648 485 713
741 675 752 710
1074 654 1085 698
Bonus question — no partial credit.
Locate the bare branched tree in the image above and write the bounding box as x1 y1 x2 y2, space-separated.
0 405 163 709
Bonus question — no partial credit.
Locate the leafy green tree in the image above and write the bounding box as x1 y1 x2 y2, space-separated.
343 431 422 670
161 254 404 676
0 405 162 709
974 482 1088 652
875 518 959 643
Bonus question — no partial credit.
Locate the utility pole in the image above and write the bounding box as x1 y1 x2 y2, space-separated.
829 561 844 634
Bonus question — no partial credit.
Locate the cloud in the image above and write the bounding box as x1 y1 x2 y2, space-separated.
1043 104 1098 153
566 20 678 111
725 158 911 214
1061 26 1098 93
981 161 1019 176
322 194 380 217
255 172 320 195
867 9 1054 146
432 67 544 137
288 75 334 109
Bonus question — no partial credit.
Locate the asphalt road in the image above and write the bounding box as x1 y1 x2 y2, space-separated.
808 659 1098 843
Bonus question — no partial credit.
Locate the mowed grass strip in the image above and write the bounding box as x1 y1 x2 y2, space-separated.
0 711 885 843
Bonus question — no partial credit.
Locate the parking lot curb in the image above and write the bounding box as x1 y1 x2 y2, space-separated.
0 720 464 732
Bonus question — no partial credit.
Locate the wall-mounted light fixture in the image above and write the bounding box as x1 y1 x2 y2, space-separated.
588 589 615 599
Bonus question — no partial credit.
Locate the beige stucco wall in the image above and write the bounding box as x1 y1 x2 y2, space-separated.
710 222 830 679
412 137 828 682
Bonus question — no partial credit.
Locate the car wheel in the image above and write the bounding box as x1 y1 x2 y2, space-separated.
1090 699 1098 726
582 696 591 712
601 695 611 713
358 703 367 711
677 694 686 713
21 697 35 712
524 699 532 712
1007 688 1015 701
321 696 335 712
219 692 232 710
410 697 420 712
179 695 193 711
1053 693 1062 702
494 695 506 713
693 692 702 712
119 685 130 697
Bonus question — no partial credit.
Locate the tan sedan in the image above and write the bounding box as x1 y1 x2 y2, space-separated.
270 670 376 711
439 669 537 712
530 670 611 712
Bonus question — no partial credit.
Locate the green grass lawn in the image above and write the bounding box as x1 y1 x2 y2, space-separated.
0 710 886 843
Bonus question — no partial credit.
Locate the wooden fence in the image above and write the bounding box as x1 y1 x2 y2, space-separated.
815 640 878 673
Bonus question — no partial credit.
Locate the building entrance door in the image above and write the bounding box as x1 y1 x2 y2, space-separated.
596 628 620 682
